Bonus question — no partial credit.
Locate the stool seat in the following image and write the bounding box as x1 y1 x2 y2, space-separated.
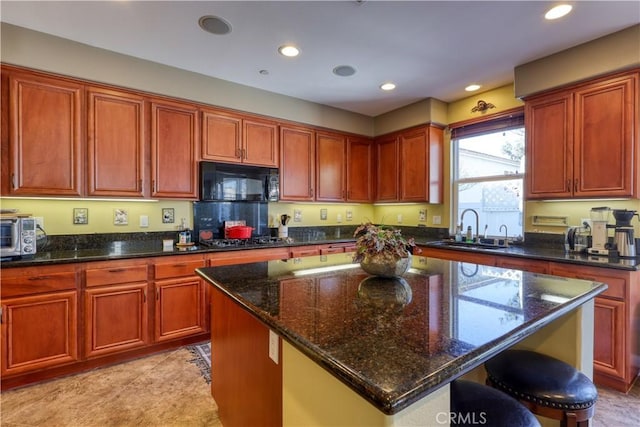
485 350 598 411
450 380 541 427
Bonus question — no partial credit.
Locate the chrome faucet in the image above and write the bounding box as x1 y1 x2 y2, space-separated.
460 209 479 243
499 224 509 246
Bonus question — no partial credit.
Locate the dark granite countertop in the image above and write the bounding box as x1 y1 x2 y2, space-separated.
416 239 640 271
196 254 608 415
2 230 638 271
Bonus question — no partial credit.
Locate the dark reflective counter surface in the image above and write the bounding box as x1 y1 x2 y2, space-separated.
196 254 607 414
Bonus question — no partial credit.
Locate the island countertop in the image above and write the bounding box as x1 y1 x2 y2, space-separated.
196 254 607 415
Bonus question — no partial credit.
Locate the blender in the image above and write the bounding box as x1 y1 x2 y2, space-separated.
587 207 611 256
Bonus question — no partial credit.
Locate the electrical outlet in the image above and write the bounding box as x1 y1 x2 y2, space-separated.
34 217 44 229
346 210 353 221
433 215 442 225
397 214 403 224
337 213 342 223
139 215 149 228
294 209 302 222
320 208 328 220
419 209 426 222
269 330 279 364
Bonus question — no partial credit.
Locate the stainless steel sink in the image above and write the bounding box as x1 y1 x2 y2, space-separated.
429 240 508 250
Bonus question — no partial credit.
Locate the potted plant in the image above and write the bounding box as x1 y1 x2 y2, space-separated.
352 222 421 278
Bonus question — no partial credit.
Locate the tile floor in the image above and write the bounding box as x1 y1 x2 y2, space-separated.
1 345 638 426
0 347 220 427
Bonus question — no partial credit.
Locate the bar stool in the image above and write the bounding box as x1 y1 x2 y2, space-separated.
485 350 598 427
450 380 540 427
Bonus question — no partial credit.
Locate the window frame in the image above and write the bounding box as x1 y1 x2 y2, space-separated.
450 107 525 238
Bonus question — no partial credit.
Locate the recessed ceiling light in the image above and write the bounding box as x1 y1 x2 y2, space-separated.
545 4 573 20
380 82 396 91
465 84 481 92
333 65 357 77
198 15 232 35
278 45 300 57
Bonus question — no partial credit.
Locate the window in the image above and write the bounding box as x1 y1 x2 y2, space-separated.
451 109 525 240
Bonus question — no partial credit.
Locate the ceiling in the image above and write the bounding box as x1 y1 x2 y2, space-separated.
2 1 639 116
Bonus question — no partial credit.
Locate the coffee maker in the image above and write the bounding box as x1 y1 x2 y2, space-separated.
612 209 639 258
587 207 611 256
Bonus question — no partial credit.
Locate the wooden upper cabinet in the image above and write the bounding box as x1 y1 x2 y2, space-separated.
87 87 146 197
5 69 83 196
201 109 278 167
574 74 637 197
316 131 346 201
375 125 443 203
346 136 373 202
525 91 574 199
243 118 278 167
526 70 638 200
375 134 399 201
280 125 315 201
201 109 242 163
150 99 200 199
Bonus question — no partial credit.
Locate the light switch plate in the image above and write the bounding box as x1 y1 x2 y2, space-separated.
433 215 441 225
139 215 149 228
294 209 302 222
419 209 426 222
320 208 328 220
346 210 353 221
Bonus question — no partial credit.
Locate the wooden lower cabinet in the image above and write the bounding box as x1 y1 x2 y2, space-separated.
84 283 149 358
1 265 79 377
548 263 639 392
153 256 208 342
1 291 79 376
495 256 549 274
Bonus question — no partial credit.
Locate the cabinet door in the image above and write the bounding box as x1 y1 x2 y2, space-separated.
243 118 279 167
375 135 399 201
201 109 242 163
574 74 637 197
280 125 315 201
87 87 146 197
593 298 626 380
525 92 574 199
154 277 206 342
1 291 78 376
84 283 149 358
150 99 199 199
399 128 428 201
7 71 83 196
316 131 346 201
346 137 373 202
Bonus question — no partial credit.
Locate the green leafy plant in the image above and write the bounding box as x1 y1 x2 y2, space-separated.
352 222 421 264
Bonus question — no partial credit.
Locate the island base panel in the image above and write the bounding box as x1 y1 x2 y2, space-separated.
282 341 450 426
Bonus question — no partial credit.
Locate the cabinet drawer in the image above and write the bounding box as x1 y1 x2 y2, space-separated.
154 259 206 279
291 248 320 258
549 263 627 300
86 265 148 287
320 247 345 255
1 269 77 298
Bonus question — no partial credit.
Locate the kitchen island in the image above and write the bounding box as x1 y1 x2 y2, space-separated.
196 253 607 426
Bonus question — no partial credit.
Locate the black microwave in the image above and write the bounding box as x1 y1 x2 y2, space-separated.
200 162 279 202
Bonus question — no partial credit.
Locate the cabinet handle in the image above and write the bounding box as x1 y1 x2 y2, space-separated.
0 307 4 324
310 188 314 197
574 179 579 193
243 148 247 159
108 268 126 273
139 179 143 191
143 290 147 303
236 148 241 158
172 263 187 268
156 290 159 301
28 276 52 281
11 173 16 189
566 179 571 192
152 180 156 193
